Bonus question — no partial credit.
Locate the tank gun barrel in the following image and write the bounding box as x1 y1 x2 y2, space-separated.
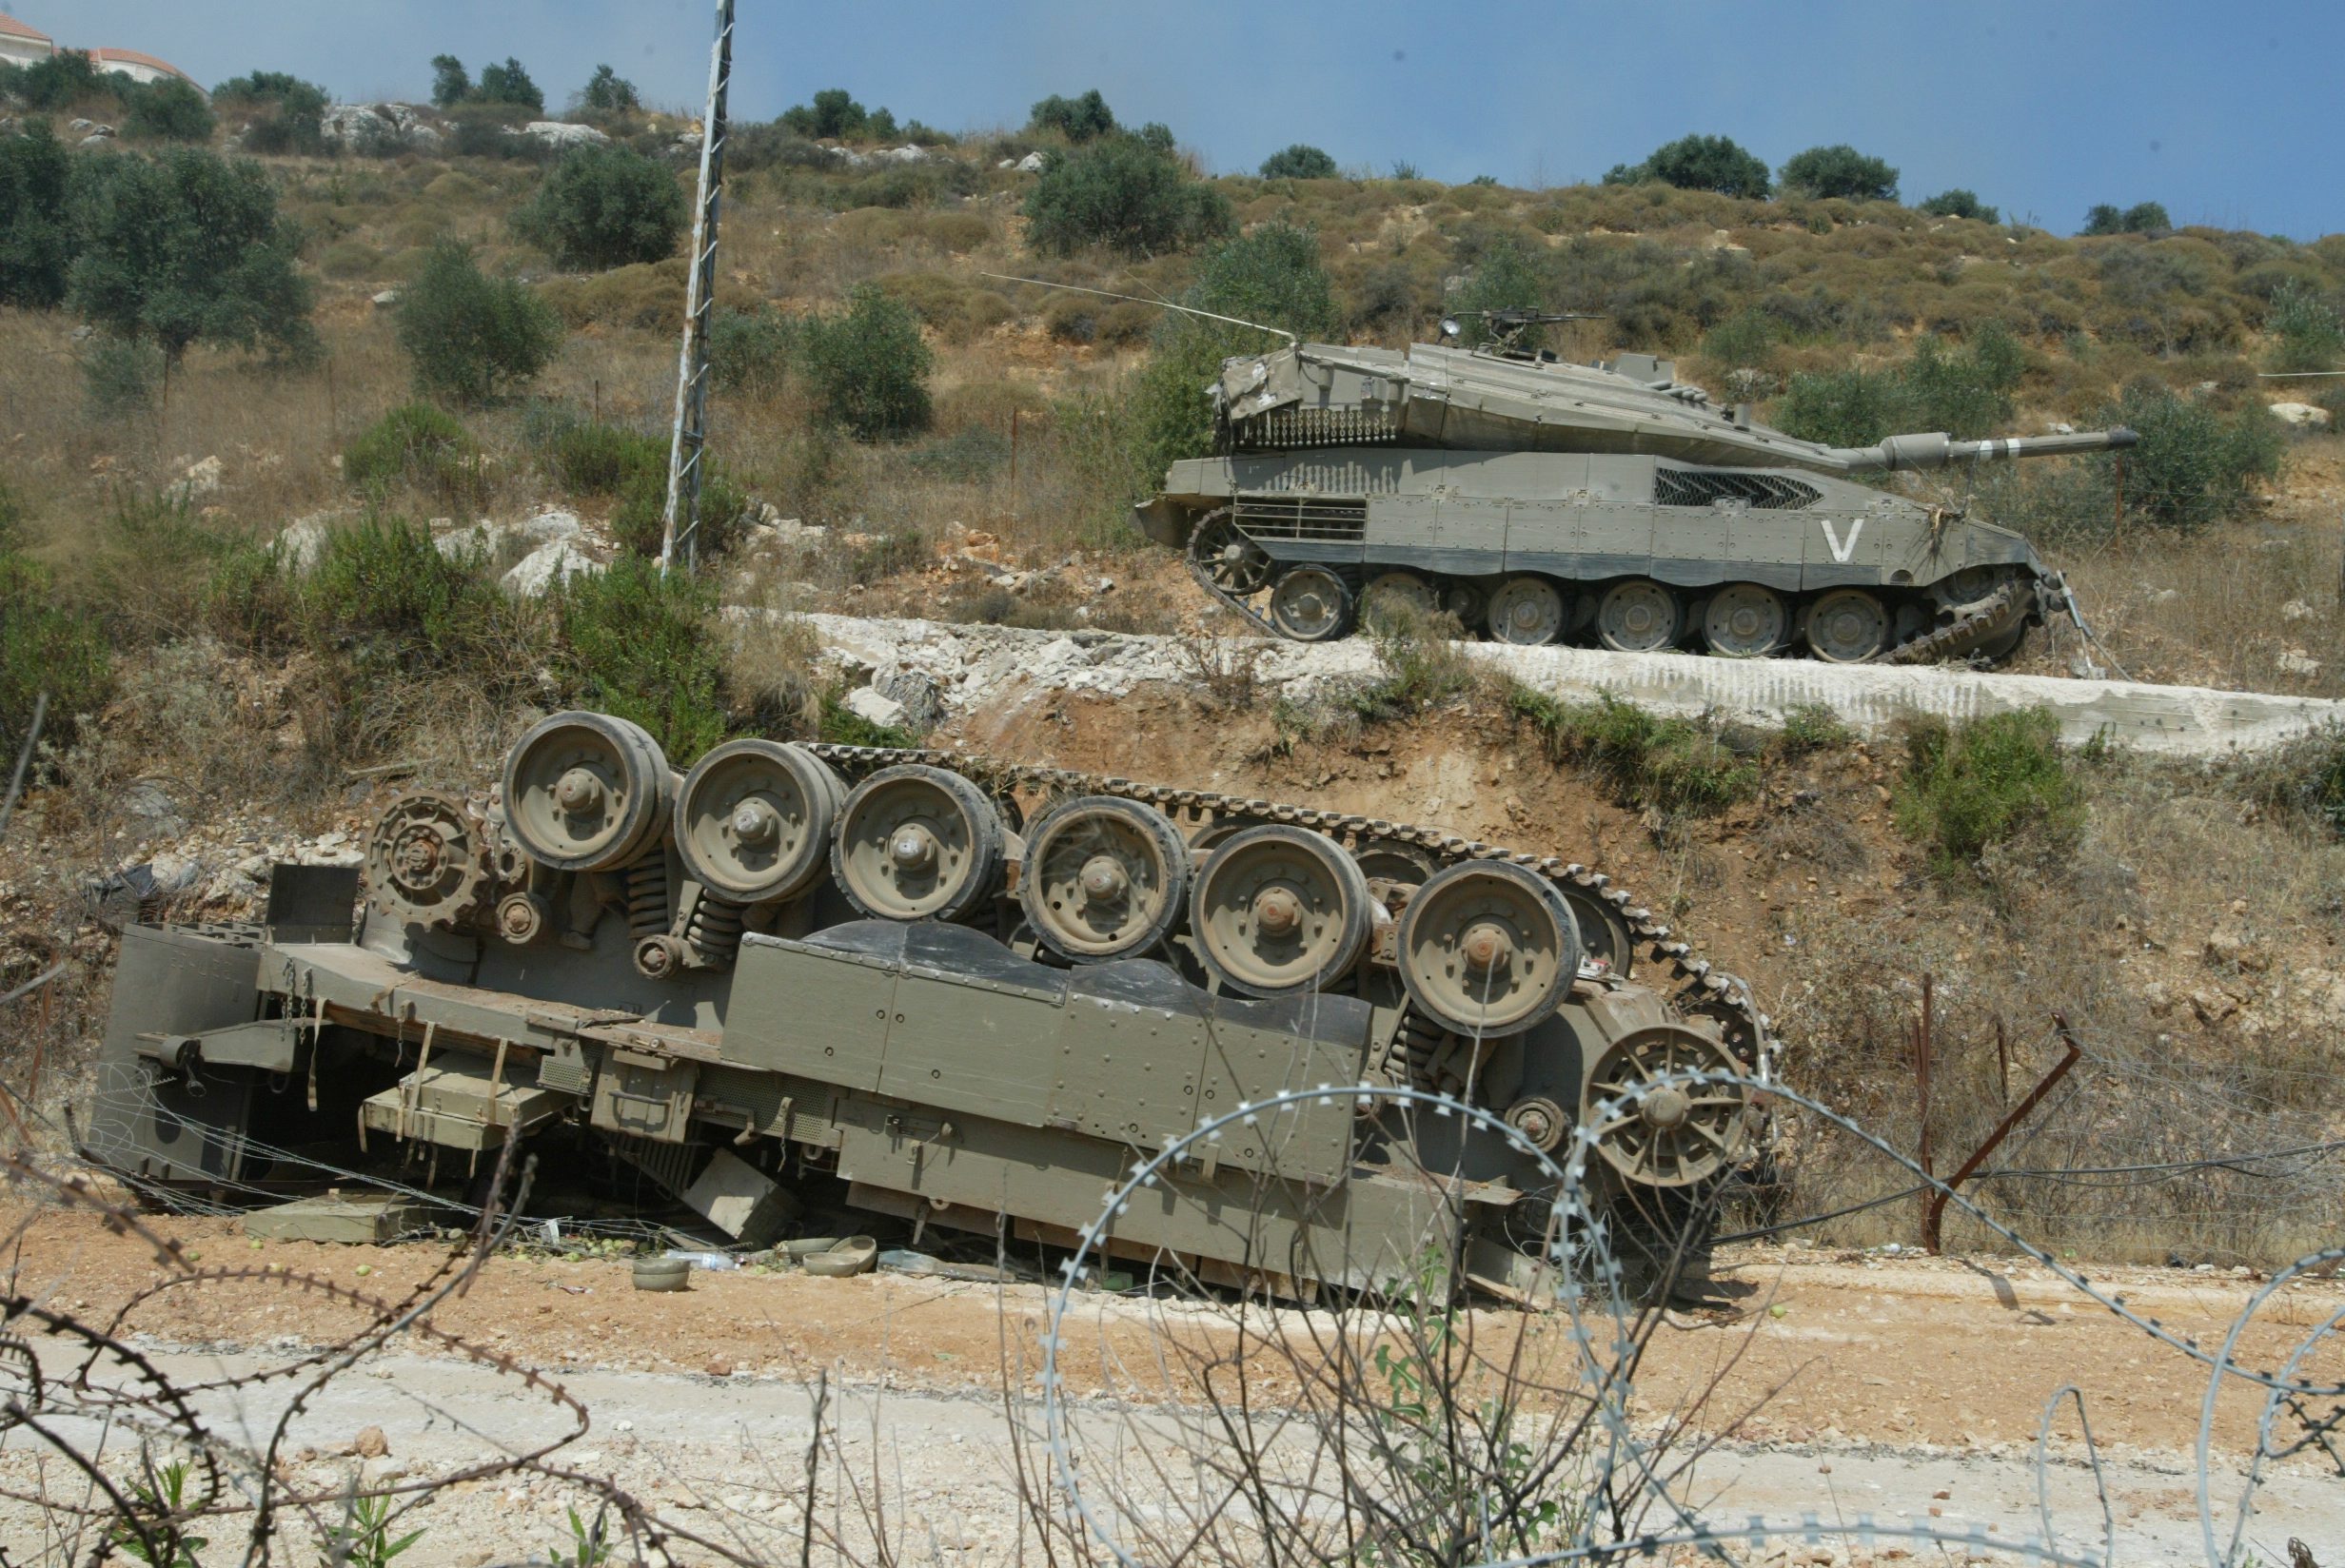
1825 426 2139 473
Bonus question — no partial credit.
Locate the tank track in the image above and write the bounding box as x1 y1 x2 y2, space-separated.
1186 509 2041 668
802 742 1771 1066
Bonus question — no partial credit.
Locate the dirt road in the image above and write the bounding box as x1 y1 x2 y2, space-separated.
2 1206 2337 1565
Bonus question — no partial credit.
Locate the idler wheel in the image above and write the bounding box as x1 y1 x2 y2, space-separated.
1805 588 1890 663
675 739 845 904
1703 582 1789 657
1395 860 1580 1036
1487 575 1566 646
1019 795 1191 961
633 933 689 980
1596 578 1683 654
1268 565 1355 642
365 792 491 929
1582 1024 1750 1188
1189 824 1372 997
831 764 1005 922
502 711 672 874
1190 510 1271 596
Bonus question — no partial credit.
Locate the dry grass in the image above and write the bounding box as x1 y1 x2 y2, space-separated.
1764 751 2345 1266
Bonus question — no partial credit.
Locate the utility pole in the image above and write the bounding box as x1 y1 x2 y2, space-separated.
659 0 736 574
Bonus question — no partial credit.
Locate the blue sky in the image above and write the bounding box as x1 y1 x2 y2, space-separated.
12 1 2337 240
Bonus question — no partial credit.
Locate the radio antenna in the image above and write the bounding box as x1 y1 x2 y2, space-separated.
976 272 1296 347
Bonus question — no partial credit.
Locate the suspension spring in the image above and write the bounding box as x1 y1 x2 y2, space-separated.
624 853 670 938
685 896 746 966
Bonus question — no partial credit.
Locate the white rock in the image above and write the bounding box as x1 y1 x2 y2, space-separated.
745 518 828 551
70 118 92 132
2268 401 2332 429
276 515 337 573
1014 150 1048 174
148 853 206 895
502 539 603 597
371 289 401 308
522 120 610 149
81 134 113 147
2281 598 2318 621
320 104 393 148
2276 649 2323 677
405 123 443 152
878 144 930 165
995 158 1015 169
2050 421 2076 435
180 455 224 495
840 686 908 728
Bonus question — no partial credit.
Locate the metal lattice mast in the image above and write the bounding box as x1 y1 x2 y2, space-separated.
659 0 736 573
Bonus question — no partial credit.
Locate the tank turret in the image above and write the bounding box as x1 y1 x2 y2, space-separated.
1140 331 2124 662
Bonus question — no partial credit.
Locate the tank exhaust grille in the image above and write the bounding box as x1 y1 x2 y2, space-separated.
1232 494 1368 542
1232 405 1398 450
1654 468 1823 510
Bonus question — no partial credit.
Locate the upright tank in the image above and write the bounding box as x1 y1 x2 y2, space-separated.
1134 313 2136 662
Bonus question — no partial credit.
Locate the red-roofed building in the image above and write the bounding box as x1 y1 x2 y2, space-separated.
0 12 55 67
89 47 203 95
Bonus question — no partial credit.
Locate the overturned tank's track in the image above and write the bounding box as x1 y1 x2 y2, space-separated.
803 742 1771 1067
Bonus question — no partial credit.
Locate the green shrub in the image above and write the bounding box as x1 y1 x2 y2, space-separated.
2265 280 2344 373
1778 145 1898 201
1919 188 2000 224
304 515 489 653
81 334 163 416
778 88 890 141
1347 595 1472 722
0 122 78 308
1701 307 1779 369
2098 381 2285 533
1775 323 2022 445
121 77 215 143
2081 202 2170 236
511 144 686 270
475 57 543 113
395 241 563 404
1892 709 2082 876
557 557 727 764
710 304 796 394
3 49 123 112
1129 222 1334 482
818 689 918 749
1028 90 1116 143
1604 134 1770 199
430 54 472 109
1 552 111 748
1776 701 1854 755
228 75 330 154
1507 688 1758 815
576 65 640 115
798 284 934 440
1021 135 1233 258
1259 144 1338 180
68 147 317 363
1448 234 1550 347
343 402 484 500
214 69 328 118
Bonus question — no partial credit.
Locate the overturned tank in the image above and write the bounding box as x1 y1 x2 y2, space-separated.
1135 315 2135 662
86 712 1766 1301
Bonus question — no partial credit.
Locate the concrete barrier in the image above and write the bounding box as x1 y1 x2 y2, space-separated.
791 614 2345 757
